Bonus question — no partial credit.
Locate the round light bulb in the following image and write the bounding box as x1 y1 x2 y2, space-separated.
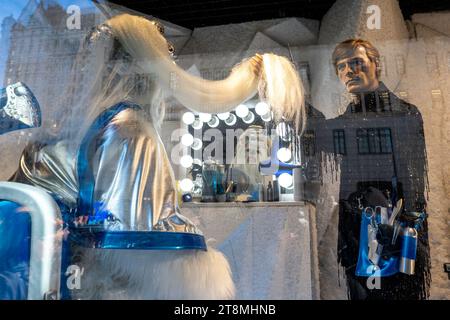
180 178 194 192
255 102 270 116
235 104 249 118
278 173 294 189
192 119 203 130
261 112 272 122
224 113 237 126
217 112 230 120
277 147 292 162
199 113 212 123
242 111 255 124
180 155 193 168
191 138 203 151
181 133 194 146
182 112 195 125
208 115 220 128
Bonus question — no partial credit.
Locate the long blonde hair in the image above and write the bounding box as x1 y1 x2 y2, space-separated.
55 13 306 145
107 14 306 132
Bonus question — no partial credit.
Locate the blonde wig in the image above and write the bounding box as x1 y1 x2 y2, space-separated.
105 14 306 133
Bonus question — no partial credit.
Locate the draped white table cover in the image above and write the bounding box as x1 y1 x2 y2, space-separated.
181 201 320 300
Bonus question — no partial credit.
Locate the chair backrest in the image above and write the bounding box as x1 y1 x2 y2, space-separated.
0 182 62 300
77 101 140 220
74 102 207 251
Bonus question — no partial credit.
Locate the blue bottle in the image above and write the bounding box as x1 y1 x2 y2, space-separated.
399 227 417 275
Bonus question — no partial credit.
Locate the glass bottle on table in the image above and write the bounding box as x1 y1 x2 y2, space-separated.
201 158 218 202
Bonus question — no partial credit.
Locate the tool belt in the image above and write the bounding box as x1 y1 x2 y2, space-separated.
354 191 426 277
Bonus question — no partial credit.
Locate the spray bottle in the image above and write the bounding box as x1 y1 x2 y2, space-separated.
399 226 418 275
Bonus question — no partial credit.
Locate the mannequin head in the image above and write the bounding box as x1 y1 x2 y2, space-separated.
332 39 381 93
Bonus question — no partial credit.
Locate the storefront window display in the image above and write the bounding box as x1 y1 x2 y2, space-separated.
0 0 449 301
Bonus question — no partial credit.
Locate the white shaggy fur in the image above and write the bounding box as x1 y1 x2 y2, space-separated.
73 247 235 300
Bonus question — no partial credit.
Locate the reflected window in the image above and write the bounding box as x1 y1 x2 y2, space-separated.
368 128 381 153
333 129 346 155
395 54 405 75
302 130 315 156
431 89 443 110
398 91 408 102
380 56 387 77
357 128 392 154
426 53 439 75
379 128 393 153
447 51 450 72
298 62 311 99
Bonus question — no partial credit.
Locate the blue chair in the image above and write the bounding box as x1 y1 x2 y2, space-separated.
0 102 206 300
0 182 62 300
72 102 207 251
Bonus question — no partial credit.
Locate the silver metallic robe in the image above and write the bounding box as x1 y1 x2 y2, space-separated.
11 107 199 234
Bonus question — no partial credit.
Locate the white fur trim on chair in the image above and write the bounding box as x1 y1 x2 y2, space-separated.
73 247 235 300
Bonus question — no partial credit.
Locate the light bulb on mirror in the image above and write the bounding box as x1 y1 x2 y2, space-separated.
191 138 203 150
278 173 294 189
255 101 270 116
180 155 193 168
235 104 249 118
261 112 272 122
180 178 194 192
192 119 203 130
224 113 237 126
277 147 292 162
199 113 212 123
182 112 195 125
242 111 255 124
217 112 230 120
181 133 194 146
208 115 220 128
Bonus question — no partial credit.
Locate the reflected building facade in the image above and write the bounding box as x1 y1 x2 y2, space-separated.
305 85 427 211
2 1 101 132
